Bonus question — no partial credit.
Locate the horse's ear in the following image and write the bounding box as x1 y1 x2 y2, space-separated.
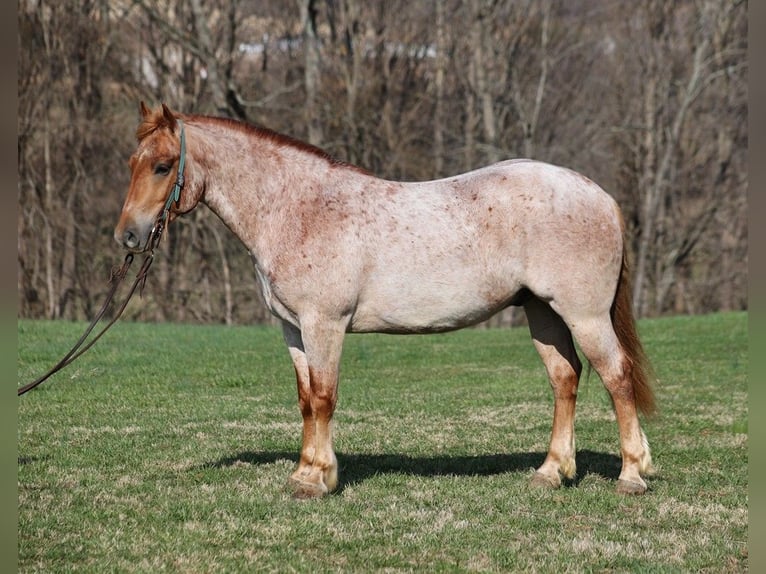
161 103 177 131
139 101 151 119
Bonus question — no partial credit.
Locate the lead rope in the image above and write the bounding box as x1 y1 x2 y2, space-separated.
18 120 186 396
17 253 149 396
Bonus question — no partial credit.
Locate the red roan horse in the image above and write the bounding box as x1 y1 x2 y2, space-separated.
115 103 655 498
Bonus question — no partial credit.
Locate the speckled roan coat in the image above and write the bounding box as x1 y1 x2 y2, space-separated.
116 103 656 498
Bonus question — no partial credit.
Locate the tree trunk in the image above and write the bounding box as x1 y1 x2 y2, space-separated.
58 193 77 319
433 0 447 177
632 8 713 316
189 0 229 116
340 0 362 164
523 0 551 159
300 0 323 145
43 109 58 319
471 0 499 165
210 222 233 326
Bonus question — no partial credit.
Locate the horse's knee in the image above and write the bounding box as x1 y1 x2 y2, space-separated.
308 367 338 404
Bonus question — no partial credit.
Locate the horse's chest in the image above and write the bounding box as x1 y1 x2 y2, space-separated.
250 254 300 326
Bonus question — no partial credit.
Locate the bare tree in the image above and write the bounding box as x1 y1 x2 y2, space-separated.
609 0 747 316
19 0 127 320
17 0 748 324
299 0 323 145
432 0 448 177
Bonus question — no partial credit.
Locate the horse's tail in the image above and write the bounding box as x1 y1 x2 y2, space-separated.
611 233 656 417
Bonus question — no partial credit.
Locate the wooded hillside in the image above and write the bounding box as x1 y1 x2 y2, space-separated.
17 0 747 325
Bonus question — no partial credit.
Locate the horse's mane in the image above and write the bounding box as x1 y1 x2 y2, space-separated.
137 107 370 174
203 115 372 174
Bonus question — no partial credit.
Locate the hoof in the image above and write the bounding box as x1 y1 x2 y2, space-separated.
616 479 647 495
289 476 328 499
530 471 560 489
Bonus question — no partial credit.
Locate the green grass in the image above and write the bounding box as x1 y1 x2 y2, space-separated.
18 312 747 572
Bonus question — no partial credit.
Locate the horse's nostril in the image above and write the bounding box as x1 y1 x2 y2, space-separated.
123 229 139 249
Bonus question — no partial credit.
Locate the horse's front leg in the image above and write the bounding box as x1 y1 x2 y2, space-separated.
282 318 345 499
282 323 315 484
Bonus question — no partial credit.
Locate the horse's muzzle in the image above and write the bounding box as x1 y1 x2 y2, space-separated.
114 219 152 252
119 228 141 250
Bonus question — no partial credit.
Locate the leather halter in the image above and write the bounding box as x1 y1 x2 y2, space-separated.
147 119 186 252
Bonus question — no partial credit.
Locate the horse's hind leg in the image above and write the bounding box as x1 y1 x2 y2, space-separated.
524 296 582 489
564 313 654 494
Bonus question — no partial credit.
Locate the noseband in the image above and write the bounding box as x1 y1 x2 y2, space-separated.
18 120 187 396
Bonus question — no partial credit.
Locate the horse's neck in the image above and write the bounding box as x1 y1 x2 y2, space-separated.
194 123 331 255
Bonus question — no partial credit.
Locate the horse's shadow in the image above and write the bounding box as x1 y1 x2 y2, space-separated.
205 449 622 491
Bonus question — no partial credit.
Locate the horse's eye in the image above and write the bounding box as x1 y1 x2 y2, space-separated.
154 164 171 176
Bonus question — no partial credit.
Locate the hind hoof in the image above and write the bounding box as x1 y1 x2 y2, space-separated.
616 479 647 495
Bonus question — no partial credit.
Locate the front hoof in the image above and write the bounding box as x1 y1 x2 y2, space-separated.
616 479 647 495
530 471 560 489
289 476 328 500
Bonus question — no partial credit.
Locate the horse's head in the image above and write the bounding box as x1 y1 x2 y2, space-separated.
114 102 196 252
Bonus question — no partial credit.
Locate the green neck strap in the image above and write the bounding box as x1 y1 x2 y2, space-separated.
163 119 186 217
148 119 186 251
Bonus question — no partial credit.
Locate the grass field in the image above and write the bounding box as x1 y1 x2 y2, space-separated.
18 312 747 572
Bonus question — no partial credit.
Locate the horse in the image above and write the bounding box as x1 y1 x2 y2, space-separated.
115 103 656 498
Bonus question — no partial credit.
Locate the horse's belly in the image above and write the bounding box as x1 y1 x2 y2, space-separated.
349 278 523 334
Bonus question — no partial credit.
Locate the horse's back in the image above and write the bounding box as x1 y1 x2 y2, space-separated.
349 160 623 333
